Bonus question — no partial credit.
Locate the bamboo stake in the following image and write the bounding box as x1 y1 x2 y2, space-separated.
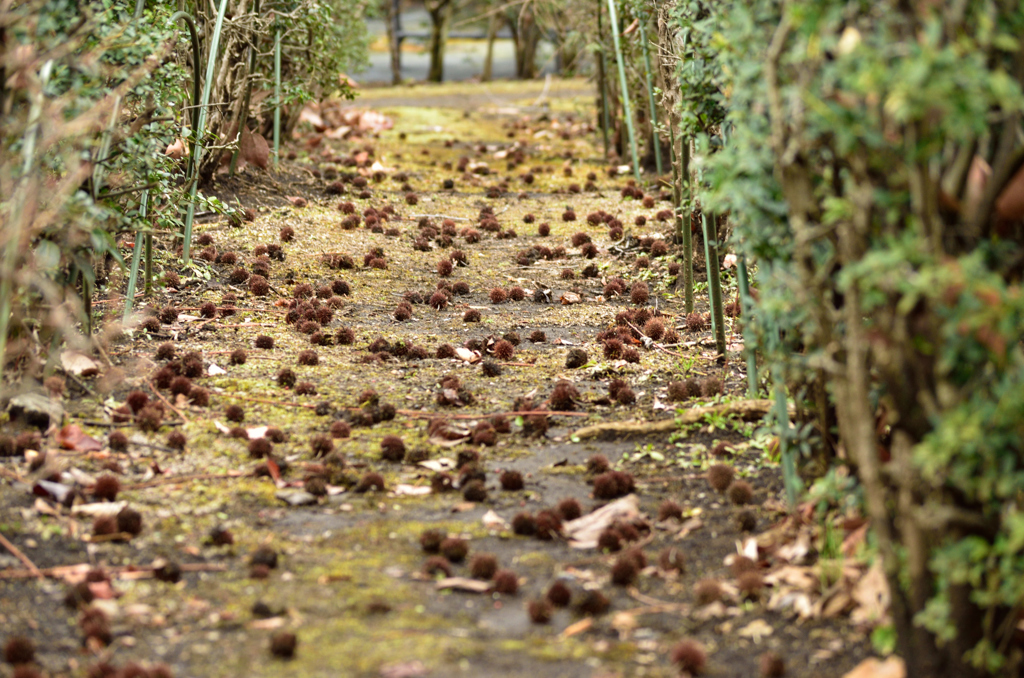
181 0 230 266
123 190 148 322
638 15 662 175
702 211 726 358
606 0 640 180
596 0 610 158
737 256 758 397
273 28 282 166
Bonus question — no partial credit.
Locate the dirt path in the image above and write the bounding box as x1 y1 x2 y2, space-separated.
0 80 876 678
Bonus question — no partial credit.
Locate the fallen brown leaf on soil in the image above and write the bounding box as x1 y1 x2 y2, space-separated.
564 495 641 548
61 350 98 376
850 560 890 626
560 618 593 638
842 657 905 678
56 424 102 451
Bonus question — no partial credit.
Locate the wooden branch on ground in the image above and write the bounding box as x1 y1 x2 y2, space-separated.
398 409 589 420
571 399 777 440
144 377 188 424
0 561 227 581
125 471 247 490
0 466 28 484
230 394 317 409
0 532 43 579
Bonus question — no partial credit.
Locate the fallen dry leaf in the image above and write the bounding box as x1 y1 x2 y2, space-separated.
482 509 509 531
673 516 704 540
379 661 427 678
435 577 491 593
611 611 638 639
850 560 889 626
418 459 456 472
564 495 641 548
394 484 432 496
61 350 98 376
455 347 480 363
164 138 187 159
240 127 270 169
737 618 773 642
55 428 102 454
842 657 905 678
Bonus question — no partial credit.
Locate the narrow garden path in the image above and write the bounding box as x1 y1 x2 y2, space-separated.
0 80 879 678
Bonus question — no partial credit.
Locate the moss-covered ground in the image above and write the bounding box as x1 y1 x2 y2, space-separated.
0 78 877 678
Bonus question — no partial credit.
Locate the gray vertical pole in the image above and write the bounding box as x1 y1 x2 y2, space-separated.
273 29 282 166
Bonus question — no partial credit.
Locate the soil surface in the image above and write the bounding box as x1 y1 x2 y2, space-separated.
0 78 879 678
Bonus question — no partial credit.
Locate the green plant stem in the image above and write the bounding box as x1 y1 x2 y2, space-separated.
0 59 53 383
181 0 229 266
92 95 122 198
124 190 149 322
737 255 758 397
774 372 799 507
702 211 726 357
273 28 282 167
638 15 662 176
606 0 639 181
596 0 610 159
669 125 693 313
144 228 153 296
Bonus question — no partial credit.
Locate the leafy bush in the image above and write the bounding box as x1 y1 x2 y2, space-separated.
0 0 370 383
668 0 1024 675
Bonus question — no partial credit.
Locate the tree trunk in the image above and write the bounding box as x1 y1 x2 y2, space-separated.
426 0 452 83
481 11 500 82
513 8 540 79
385 0 402 85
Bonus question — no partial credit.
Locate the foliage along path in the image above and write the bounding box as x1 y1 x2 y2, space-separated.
1 79 882 678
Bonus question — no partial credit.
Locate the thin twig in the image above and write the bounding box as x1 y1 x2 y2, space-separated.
229 394 317 409
399 409 589 419
0 561 228 581
409 214 471 222
0 532 44 579
125 471 247 490
144 377 189 423
625 320 685 357
0 467 27 484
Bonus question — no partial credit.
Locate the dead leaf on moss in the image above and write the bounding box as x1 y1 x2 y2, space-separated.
394 484 431 496
435 577 490 593
56 424 102 452
419 459 456 472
